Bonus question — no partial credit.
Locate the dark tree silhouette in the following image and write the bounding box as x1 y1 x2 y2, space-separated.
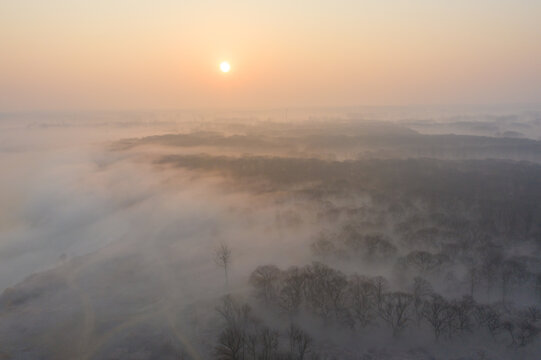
250 265 281 304
378 292 413 337
278 267 306 317
287 324 312 360
347 275 377 328
422 295 454 340
215 243 232 288
411 277 433 325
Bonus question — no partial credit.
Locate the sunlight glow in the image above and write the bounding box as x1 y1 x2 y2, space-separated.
220 61 231 73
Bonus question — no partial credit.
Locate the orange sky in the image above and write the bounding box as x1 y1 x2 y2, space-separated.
1 0 540 111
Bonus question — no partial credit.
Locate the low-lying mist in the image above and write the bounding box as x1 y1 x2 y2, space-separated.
1 107 541 359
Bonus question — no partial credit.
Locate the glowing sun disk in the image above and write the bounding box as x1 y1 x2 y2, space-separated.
220 61 231 73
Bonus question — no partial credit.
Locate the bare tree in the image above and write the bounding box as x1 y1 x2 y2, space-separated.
215 242 232 287
303 262 348 322
411 277 433 326
215 326 243 360
473 304 502 338
258 327 279 360
347 275 377 328
287 324 312 360
422 295 454 340
372 275 389 310
449 296 475 335
278 267 306 317
215 296 264 360
249 265 282 304
503 318 540 347
378 292 413 337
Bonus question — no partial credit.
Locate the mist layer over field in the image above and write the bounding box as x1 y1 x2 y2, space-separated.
1 107 541 359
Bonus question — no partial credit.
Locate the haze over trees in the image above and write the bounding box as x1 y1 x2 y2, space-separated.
1 112 541 359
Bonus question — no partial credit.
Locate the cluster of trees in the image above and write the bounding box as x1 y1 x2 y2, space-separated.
312 222 541 306
158 154 541 217
214 296 318 360
312 231 397 264
246 263 540 347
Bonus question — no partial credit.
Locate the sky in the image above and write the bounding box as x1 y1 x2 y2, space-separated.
1 0 540 111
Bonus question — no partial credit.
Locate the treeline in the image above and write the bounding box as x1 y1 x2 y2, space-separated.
215 262 541 360
211 262 540 359
248 263 540 341
312 226 541 305
157 155 541 240
124 122 541 162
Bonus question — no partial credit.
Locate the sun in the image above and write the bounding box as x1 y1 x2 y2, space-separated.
220 61 231 73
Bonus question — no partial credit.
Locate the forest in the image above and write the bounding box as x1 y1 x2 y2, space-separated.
1 118 540 359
